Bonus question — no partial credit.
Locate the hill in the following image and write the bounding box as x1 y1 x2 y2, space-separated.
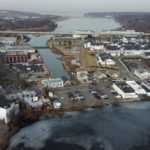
84 12 150 33
0 10 64 32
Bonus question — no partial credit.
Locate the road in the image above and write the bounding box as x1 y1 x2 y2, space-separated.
0 30 149 36
114 57 138 80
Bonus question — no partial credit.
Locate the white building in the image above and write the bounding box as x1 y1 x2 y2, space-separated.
126 81 147 95
84 42 105 51
112 82 138 99
42 78 64 88
0 96 19 123
96 53 116 67
134 69 150 80
137 82 150 97
0 37 16 45
0 45 35 53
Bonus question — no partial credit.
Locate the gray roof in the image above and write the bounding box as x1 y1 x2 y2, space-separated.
99 53 114 61
0 37 16 42
0 95 12 108
43 78 63 84
116 82 135 93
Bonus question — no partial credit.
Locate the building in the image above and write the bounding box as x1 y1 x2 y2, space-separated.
0 51 29 63
137 81 150 97
0 96 19 123
62 76 71 86
42 78 64 88
0 37 16 46
94 70 107 81
134 69 150 80
0 45 35 53
84 42 105 51
6 91 50 110
21 91 43 110
96 53 115 67
76 71 89 83
112 82 138 99
126 81 147 96
28 53 43 64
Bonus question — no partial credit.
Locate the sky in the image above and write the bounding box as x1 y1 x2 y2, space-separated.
0 0 150 14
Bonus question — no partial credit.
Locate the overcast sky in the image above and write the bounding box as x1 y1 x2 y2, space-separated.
0 0 150 14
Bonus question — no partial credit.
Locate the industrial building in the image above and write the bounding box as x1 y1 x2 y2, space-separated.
0 51 29 63
126 81 147 96
112 82 138 99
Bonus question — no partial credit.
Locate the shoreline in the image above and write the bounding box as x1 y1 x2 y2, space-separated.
1 97 150 150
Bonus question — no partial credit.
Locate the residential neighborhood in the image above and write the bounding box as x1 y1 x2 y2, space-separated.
1 30 150 124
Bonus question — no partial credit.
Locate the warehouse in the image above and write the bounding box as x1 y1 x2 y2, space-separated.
126 81 147 96
112 82 138 99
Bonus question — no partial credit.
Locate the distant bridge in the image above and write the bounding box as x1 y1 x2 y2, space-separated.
33 46 48 49
0 30 150 36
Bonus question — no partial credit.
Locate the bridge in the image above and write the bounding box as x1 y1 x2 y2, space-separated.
0 30 150 36
33 46 48 49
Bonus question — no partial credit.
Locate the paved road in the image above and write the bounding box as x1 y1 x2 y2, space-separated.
0 30 148 36
114 57 138 80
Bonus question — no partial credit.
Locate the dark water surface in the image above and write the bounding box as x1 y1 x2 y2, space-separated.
8 102 150 150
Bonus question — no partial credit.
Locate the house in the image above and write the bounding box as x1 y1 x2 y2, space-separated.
96 53 115 67
94 70 107 81
0 96 19 123
76 71 89 83
42 78 64 88
22 91 43 110
6 91 43 111
62 76 71 86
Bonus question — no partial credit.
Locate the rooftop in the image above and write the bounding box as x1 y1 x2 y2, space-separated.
0 95 12 108
99 53 114 61
115 82 135 93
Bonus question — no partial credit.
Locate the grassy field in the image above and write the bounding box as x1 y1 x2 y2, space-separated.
80 51 98 67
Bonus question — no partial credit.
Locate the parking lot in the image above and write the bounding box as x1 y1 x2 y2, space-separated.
8 64 44 73
123 58 150 73
53 81 120 108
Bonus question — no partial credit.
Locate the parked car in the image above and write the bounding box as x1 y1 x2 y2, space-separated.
89 89 97 94
114 94 121 99
101 95 109 99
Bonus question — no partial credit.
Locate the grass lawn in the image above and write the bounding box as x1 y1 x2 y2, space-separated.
80 51 98 67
